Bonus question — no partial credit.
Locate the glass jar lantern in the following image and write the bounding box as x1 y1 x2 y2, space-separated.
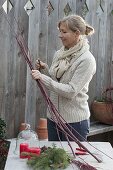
14 124 39 156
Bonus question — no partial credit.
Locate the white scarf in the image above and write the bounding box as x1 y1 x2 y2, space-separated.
49 37 89 79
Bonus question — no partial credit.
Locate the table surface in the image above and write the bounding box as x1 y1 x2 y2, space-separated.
4 139 113 170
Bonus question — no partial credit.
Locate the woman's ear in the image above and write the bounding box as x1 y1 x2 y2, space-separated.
74 30 80 41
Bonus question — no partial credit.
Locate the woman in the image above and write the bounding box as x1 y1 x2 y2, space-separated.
32 15 96 141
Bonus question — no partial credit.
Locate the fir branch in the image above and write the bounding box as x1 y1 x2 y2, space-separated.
27 145 71 170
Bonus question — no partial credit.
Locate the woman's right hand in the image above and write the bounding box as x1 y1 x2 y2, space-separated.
35 59 46 70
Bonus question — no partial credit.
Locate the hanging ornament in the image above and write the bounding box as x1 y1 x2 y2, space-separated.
2 0 13 14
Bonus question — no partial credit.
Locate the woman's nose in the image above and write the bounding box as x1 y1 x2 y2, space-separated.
59 32 63 38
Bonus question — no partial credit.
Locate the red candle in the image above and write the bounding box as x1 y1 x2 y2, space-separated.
20 143 29 159
28 147 41 155
27 147 41 159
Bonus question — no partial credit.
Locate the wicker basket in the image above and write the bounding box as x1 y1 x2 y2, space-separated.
91 100 113 125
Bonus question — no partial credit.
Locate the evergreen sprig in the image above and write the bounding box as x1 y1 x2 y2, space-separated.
0 118 6 139
27 144 71 170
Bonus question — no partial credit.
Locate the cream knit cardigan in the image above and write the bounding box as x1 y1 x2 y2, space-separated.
41 39 96 123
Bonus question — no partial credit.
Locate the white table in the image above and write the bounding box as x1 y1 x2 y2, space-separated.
4 139 113 170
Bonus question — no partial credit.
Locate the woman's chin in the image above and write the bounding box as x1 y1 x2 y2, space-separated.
62 43 69 49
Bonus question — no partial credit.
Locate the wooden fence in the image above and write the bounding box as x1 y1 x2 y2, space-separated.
0 0 113 138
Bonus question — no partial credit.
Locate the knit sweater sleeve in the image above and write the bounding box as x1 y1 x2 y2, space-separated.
41 55 96 99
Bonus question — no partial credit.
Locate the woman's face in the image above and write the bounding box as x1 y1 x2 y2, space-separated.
59 22 80 49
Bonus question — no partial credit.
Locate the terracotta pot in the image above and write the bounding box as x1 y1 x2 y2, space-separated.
38 118 47 129
19 123 27 132
19 123 30 132
91 101 113 125
37 128 48 140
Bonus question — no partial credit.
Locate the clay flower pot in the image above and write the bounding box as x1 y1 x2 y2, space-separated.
37 128 48 140
19 123 30 132
38 118 47 128
37 118 48 140
19 123 27 132
91 100 113 125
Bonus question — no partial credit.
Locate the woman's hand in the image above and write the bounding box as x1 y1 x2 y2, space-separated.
31 70 42 80
35 59 46 70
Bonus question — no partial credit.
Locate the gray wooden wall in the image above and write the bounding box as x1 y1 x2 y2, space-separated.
0 0 28 138
0 0 113 138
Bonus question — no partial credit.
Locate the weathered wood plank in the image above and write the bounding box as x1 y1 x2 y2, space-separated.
25 0 41 130
36 0 49 124
25 0 48 130
47 0 59 66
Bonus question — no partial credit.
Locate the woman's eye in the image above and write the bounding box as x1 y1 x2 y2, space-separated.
61 31 67 33
59 30 67 33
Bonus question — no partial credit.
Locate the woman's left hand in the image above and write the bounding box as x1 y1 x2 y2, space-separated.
31 70 42 80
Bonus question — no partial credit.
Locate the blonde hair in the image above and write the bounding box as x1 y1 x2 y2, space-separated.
58 15 94 36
